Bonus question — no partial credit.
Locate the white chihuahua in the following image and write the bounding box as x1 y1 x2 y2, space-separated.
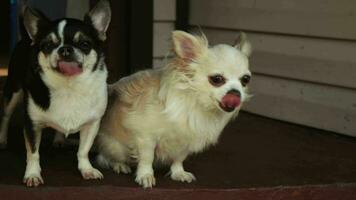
96 31 252 188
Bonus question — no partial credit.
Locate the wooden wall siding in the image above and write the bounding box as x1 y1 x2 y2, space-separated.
245 75 356 136
154 0 176 21
203 29 356 89
190 0 356 40
153 22 174 58
153 0 176 68
189 0 356 136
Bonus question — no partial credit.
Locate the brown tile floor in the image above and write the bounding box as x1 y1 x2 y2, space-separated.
1 111 356 199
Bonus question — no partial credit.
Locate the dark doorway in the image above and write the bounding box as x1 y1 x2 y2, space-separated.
0 0 10 69
91 0 153 83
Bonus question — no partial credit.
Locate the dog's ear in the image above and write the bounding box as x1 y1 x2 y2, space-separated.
234 32 252 57
86 0 111 41
172 31 207 62
23 6 49 44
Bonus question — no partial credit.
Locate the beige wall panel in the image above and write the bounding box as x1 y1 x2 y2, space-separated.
244 75 356 136
199 29 356 89
252 51 356 89
153 22 175 57
190 0 356 40
154 0 176 21
203 28 356 62
153 58 168 68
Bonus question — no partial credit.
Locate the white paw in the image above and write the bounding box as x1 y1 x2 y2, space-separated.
135 173 156 188
112 163 131 174
171 171 196 183
23 174 44 187
80 167 104 180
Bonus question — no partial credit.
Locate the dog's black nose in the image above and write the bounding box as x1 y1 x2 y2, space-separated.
227 89 241 97
58 46 74 58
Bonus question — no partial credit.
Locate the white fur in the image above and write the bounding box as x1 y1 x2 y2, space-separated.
88 0 111 41
0 1 111 186
22 20 108 186
23 129 43 187
24 55 108 185
58 20 66 45
27 69 107 135
24 153 43 187
97 31 252 188
31 21 108 136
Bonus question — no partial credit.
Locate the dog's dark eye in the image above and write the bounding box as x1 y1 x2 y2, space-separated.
40 41 57 53
77 41 91 51
209 74 226 87
240 75 251 87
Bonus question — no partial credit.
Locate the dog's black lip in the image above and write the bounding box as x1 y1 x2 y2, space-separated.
218 101 235 112
227 89 241 97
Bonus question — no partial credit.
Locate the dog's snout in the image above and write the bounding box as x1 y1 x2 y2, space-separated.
227 89 241 97
58 46 74 58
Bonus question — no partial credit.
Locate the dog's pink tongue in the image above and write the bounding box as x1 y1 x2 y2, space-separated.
221 94 241 110
58 61 82 76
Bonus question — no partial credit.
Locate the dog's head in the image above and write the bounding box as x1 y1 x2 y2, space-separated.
171 31 252 113
23 0 111 77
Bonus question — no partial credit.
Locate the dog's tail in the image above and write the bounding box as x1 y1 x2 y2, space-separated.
96 154 110 169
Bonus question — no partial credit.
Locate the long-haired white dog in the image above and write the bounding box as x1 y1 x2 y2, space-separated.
96 31 252 188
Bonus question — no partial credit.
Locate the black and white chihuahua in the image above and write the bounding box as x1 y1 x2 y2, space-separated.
0 0 111 187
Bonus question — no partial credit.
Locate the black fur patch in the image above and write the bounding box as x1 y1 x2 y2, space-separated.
62 18 104 55
4 17 106 110
4 14 106 152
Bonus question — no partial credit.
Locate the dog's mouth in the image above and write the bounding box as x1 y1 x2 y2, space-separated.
218 90 241 112
56 61 83 76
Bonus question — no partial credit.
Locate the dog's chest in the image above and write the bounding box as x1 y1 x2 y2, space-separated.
28 82 107 134
155 116 227 157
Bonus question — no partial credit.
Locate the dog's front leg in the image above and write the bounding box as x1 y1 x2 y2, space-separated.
23 119 43 187
135 138 156 188
77 119 103 180
170 153 196 183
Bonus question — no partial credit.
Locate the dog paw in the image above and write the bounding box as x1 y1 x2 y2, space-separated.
171 171 196 183
23 174 44 187
81 167 104 180
112 162 131 174
135 173 156 188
